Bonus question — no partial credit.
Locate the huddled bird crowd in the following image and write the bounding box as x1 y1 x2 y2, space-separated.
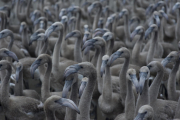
0 0 180 120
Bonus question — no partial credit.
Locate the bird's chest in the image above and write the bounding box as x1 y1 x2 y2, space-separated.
99 99 114 114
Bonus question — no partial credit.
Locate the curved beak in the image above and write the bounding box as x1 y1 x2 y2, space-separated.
102 7 107 15
65 32 75 40
94 28 104 33
30 59 41 79
161 12 168 20
34 17 46 26
4 51 19 62
56 98 80 114
107 51 123 66
129 19 135 25
79 80 87 98
119 11 125 19
161 57 171 67
98 19 104 28
68 17 76 25
45 25 56 38
139 72 148 95
144 27 154 40
146 5 154 15
88 4 94 13
82 39 96 51
154 15 160 28
64 64 82 80
83 34 89 44
61 18 66 24
29 33 40 46
10 74 16 81
67 6 75 13
83 45 93 55
154 2 161 10
100 60 107 77
130 18 140 25
172 3 180 13
54 4 59 10
134 112 147 120
130 29 139 41
19 25 25 34
102 35 109 41
62 79 73 98
94 28 106 37
94 31 103 37
0 6 5 10
31 13 36 21
130 74 139 94
46 9 52 16
33 18 40 26
16 66 21 82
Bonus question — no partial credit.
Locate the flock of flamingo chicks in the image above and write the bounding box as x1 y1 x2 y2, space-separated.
0 0 180 120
